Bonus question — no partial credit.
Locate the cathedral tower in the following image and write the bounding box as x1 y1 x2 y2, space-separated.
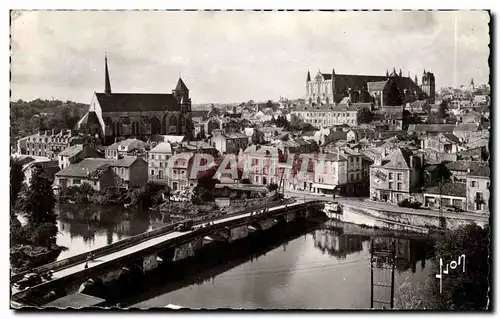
421 70 436 104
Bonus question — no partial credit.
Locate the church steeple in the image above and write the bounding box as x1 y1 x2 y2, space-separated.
414 75 418 85
306 70 311 82
470 78 475 89
105 53 111 95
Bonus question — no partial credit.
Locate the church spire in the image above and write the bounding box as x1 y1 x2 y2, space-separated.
105 53 111 94
307 70 311 82
414 75 418 85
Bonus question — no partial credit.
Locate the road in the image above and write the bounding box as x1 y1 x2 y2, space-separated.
14 200 308 295
285 190 489 222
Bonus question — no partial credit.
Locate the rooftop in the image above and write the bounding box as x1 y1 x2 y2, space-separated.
424 182 466 198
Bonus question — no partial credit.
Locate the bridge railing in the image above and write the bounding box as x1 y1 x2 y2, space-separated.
11 198 298 283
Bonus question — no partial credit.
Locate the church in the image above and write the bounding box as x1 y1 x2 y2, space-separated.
78 55 193 145
305 68 435 107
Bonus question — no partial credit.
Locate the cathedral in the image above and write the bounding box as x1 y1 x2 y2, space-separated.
305 68 435 107
78 55 193 145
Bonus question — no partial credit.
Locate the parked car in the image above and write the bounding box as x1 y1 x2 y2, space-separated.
445 205 465 212
13 273 42 290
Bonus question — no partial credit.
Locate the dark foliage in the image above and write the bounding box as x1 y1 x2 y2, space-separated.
10 157 24 207
357 108 374 124
433 224 489 310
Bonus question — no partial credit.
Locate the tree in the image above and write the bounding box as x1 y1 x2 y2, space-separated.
433 223 489 310
10 157 24 208
438 100 449 119
17 165 58 247
357 108 374 124
18 165 57 226
267 183 279 192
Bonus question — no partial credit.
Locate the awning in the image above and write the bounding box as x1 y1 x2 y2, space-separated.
312 183 337 190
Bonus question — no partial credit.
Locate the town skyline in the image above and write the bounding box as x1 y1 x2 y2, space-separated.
11 10 490 104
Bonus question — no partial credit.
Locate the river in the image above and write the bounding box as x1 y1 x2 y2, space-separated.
54 204 436 309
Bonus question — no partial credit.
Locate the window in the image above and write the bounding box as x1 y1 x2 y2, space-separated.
73 179 81 185
151 170 154 176
389 182 393 189
94 181 97 186
356 157 360 163
151 154 155 160
121 168 125 175
397 183 402 191
160 162 163 168
487 181 490 188
396 194 402 202
397 173 402 180
389 172 393 180
471 180 477 187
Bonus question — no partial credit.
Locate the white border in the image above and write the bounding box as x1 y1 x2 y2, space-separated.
3 1 498 318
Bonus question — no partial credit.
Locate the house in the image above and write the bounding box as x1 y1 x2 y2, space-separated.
445 161 475 182
423 182 467 210
54 158 117 191
54 156 148 192
369 148 422 203
421 133 462 154
23 160 60 187
109 156 148 189
407 124 456 138
472 95 489 106
105 138 148 160
242 145 285 187
148 142 174 181
466 165 490 213
346 128 376 143
210 130 249 155
58 144 103 170
340 147 366 195
311 152 348 195
166 152 197 191
453 123 481 143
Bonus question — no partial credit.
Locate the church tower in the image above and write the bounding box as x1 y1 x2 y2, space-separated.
173 77 191 113
421 70 436 104
306 70 311 104
105 53 112 95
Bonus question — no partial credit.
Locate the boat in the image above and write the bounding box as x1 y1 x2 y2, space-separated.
324 201 342 219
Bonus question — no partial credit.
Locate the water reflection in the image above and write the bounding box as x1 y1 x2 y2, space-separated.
55 204 165 260
129 219 436 309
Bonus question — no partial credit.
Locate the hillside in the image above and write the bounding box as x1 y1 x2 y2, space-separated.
10 99 89 148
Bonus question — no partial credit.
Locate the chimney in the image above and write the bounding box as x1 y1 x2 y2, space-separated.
409 155 414 168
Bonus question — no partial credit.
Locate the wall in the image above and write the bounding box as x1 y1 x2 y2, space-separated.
466 176 490 213
341 203 488 231
129 159 149 188
230 225 248 242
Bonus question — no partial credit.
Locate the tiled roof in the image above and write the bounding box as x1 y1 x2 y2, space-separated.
468 165 490 177
59 145 84 157
412 124 456 133
367 81 388 91
224 132 247 139
424 182 466 197
149 142 173 154
381 148 413 170
441 133 461 144
445 160 473 172
95 92 180 113
454 123 480 132
55 158 113 178
111 156 140 168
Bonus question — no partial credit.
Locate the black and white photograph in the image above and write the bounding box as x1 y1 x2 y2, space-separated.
9 9 491 310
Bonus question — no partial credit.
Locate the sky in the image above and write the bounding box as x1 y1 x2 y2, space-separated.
10 10 490 104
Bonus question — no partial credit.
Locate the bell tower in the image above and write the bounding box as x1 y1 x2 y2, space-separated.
421 70 436 104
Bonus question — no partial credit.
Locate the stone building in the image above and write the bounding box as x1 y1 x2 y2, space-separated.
369 147 422 203
77 55 193 144
305 68 433 107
